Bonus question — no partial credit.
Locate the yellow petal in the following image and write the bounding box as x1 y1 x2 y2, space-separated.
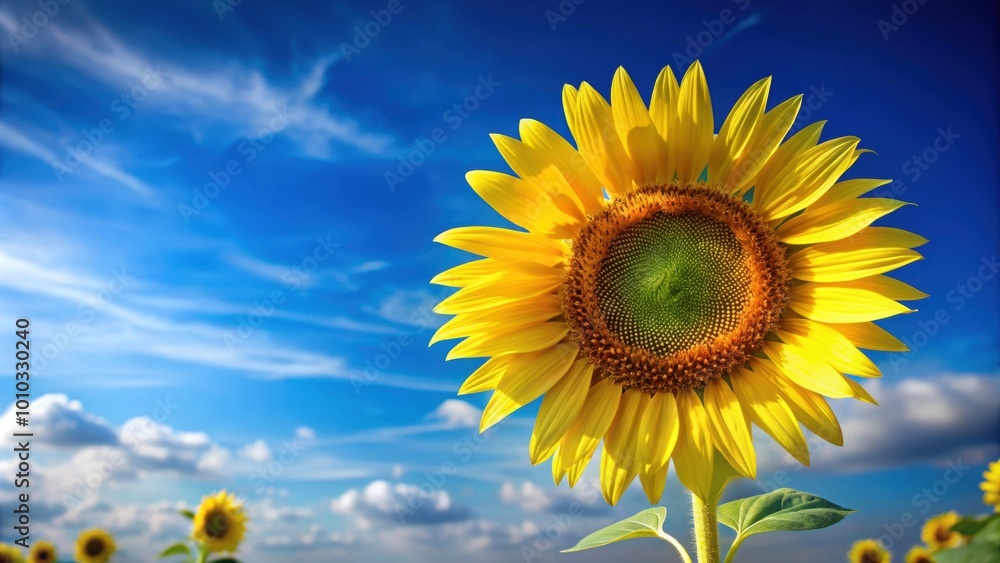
529 359 594 464
674 61 714 183
789 283 915 323
704 378 756 478
611 66 672 186
789 240 923 282
811 178 892 208
729 94 802 194
430 295 562 345
709 76 770 188
756 136 860 221
776 317 881 377
827 275 928 301
566 451 592 487
518 119 605 214
600 389 646 505
649 65 679 180
638 460 670 504
752 120 826 204
673 389 714 501
731 367 810 465
845 377 879 405
433 263 562 314
458 355 506 395
480 343 578 431
573 82 635 196
465 169 582 239
489 135 588 227
431 258 503 287
776 198 912 245
762 340 856 398
824 321 909 352
637 392 680 474
446 322 569 360
557 378 622 470
751 357 843 446
434 227 568 266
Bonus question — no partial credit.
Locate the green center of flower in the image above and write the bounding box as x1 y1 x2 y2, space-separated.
595 212 751 355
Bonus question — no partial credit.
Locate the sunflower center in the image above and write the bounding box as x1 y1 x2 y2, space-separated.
934 526 952 544
563 184 790 393
85 539 105 557
205 509 231 539
595 212 751 355
38 551 50 561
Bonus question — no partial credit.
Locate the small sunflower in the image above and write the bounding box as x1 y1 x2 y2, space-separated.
849 539 891 563
0 544 24 563
921 512 964 551
904 545 935 563
980 457 1000 511
75 529 116 563
192 489 248 554
27 541 55 563
432 62 924 504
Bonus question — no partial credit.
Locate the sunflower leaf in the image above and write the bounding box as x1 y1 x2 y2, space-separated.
933 541 1000 563
951 513 1000 540
157 542 191 558
179 509 195 520
717 488 853 538
561 507 672 552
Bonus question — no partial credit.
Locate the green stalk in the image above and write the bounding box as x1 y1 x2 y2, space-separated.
691 494 720 563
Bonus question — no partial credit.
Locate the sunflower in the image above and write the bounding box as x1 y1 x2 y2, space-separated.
981 457 1000 511
849 539 891 563
0 544 24 563
904 545 934 563
75 529 116 563
27 541 55 563
921 512 964 551
192 489 248 554
432 61 924 505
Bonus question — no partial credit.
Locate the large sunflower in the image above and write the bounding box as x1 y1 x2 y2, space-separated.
432 62 924 505
75 529 116 563
27 541 55 563
192 489 248 554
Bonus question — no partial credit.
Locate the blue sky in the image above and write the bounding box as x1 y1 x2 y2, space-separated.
0 0 997 561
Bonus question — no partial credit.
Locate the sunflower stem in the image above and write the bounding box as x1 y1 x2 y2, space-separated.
195 543 208 563
691 494 720 563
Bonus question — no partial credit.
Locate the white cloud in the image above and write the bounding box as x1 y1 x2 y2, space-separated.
369 289 444 328
429 399 482 429
352 260 388 274
239 439 273 463
0 394 117 446
331 480 470 526
296 426 316 440
499 479 610 515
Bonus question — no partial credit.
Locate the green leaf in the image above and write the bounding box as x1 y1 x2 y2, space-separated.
157 542 191 558
561 507 669 552
934 541 1000 563
951 513 1000 536
717 488 854 539
179 509 195 520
